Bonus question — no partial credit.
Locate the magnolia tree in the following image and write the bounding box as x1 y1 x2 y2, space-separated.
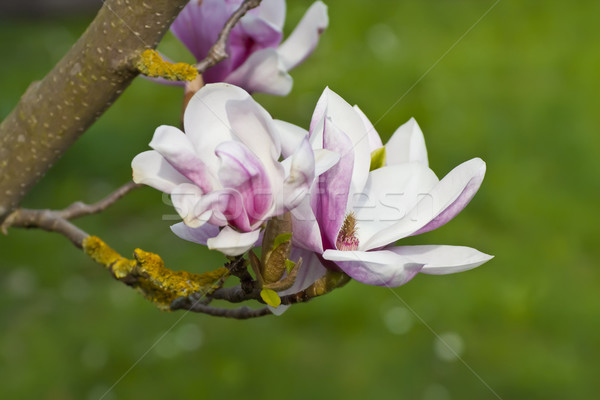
0 0 492 319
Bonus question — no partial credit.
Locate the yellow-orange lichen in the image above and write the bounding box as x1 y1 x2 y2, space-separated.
137 49 198 82
82 236 229 310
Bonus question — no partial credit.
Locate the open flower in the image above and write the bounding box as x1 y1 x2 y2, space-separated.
286 88 493 287
168 0 328 95
131 83 336 256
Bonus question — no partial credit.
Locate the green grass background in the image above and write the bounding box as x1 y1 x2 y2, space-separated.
1 0 599 398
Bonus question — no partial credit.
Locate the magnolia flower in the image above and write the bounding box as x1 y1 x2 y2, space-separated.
168 0 328 95
282 88 493 288
131 83 337 256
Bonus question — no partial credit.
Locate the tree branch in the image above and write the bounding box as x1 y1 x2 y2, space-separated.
1 181 140 247
170 298 271 319
0 0 189 223
195 0 263 73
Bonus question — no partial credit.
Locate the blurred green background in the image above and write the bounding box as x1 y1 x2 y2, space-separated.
1 0 599 398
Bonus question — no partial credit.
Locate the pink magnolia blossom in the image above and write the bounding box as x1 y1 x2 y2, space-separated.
168 0 328 95
281 88 493 290
131 83 338 256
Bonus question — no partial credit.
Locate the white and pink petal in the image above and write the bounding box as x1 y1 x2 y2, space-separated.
322 249 423 287
277 1 328 71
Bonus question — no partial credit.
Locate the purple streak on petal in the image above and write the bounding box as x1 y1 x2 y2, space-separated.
215 141 273 226
193 188 252 232
170 222 220 245
311 117 354 250
412 160 485 236
171 0 228 62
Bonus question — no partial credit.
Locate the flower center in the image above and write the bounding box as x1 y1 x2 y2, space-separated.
336 212 359 251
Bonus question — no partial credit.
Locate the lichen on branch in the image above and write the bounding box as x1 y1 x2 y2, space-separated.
137 49 198 81
83 236 229 310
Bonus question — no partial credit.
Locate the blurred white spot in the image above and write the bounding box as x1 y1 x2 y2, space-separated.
61 275 90 302
434 332 465 362
382 306 414 335
5 267 36 298
81 342 108 370
175 323 203 351
423 383 451 400
366 23 399 60
87 384 115 400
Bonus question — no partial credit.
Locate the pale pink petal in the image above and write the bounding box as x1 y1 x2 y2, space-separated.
131 150 191 193
322 249 423 287
170 222 220 245
283 137 314 210
183 83 245 167
353 163 439 249
362 158 487 250
206 226 261 256
225 48 293 95
170 183 210 228
385 118 429 167
273 119 308 158
171 184 252 231
254 0 286 30
313 149 340 176
388 245 493 275
149 125 216 192
412 158 486 236
353 105 383 152
277 1 328 70
289 195 323 254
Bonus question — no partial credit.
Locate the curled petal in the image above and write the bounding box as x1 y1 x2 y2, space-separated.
131 150 191 193
385 118 429 167
226 48 293 96
170 222 220 245
389 245 493 275
322 249 423 287
149 125 215 192
215 141 272 224
170 183 211 228
207 226 261 256
277 1 329 70
362 158 487 250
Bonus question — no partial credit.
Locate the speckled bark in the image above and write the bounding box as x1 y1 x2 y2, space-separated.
0 0 188 222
